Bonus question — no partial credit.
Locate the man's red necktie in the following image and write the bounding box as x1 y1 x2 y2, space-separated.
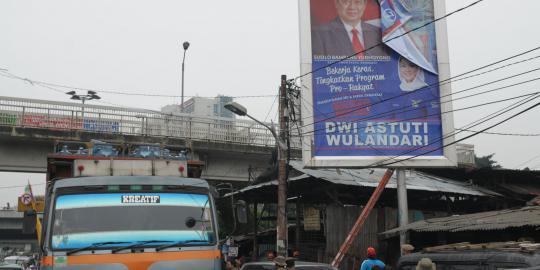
351 28 364 59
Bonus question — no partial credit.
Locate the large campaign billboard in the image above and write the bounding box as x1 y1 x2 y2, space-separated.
299 0 456 168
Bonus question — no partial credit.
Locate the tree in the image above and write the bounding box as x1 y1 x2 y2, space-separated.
474 153 502 169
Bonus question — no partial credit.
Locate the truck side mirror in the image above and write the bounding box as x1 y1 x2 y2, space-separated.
22 210 37 234
235 200 247 224
209 186 220 199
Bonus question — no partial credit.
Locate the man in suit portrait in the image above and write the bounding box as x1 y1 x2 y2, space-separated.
312 0 388 58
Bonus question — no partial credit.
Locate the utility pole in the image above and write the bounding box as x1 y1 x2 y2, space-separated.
397 169 409 253
276 74 289 256
223 77 289 256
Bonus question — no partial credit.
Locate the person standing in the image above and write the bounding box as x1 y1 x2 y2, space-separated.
416 258 436 270
225 260 238 270
360 247 385 270
266 250 277 261
401 244 415 255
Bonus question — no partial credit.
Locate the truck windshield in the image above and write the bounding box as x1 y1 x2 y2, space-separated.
50 192 214 250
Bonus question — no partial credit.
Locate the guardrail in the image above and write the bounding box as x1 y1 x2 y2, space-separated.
0 96 303 149
1 96 474 161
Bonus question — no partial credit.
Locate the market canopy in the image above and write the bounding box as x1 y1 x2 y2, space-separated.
226 161 498 205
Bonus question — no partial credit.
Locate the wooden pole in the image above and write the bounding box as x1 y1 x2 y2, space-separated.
331 169 395 267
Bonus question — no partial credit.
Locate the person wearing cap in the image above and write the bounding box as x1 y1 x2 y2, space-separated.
274 256 287 270
360 247 385 270
286 257 296 270
416 258 436 270
274 256 296 270
401 244 415 255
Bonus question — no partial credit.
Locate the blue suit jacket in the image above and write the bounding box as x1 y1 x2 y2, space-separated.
311 18 390 57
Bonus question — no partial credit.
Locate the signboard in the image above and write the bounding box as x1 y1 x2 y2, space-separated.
18 195 45 212
299 0 456 168
303 207 321 231
83 119 120 132
228 246 239 257
22 115 82 129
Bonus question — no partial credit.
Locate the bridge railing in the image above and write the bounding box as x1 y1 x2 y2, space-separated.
0 96 303 149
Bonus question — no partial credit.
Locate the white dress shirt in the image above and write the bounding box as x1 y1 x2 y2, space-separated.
341 20 365 47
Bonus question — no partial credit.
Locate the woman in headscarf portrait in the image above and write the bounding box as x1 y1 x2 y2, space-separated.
398 57 428 92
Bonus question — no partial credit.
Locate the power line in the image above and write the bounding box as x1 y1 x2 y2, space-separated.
291 92 540 161
291 45 540 162
290 93 540 163
296 92 540 162
351 92 540 167
263 94 278 123
297 91 539 164
457 128 540 137
451 55 540 84
98 91 276 99
513 154 540 169
0 183 46 190
301 65 540 128
531 163 540 170
19 80 169 115
0 72 280 120
292 82 540 156
373 100 540 168
367 94 540 167
295 0 486 80
297 46 540 125
0 71 276 99
292 92 540 160
293 92 540 141
376 93 540 166
298 73 540 137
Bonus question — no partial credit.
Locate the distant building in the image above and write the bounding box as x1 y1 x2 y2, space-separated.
161 96 234 119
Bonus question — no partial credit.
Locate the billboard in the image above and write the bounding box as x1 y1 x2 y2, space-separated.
299 0 456 168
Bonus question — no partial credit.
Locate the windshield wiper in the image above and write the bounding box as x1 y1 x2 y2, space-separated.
66 241 130 255
111 240 173 254
155 239 209 252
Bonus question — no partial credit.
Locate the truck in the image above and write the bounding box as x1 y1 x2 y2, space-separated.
30 141 229 270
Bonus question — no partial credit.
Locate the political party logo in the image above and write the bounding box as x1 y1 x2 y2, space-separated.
383 7 397 23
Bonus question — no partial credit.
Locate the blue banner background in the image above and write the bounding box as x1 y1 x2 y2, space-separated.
312 52 443 157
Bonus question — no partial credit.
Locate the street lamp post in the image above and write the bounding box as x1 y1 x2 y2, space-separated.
181 41 190 112
225 101 288 256
66 90 101 119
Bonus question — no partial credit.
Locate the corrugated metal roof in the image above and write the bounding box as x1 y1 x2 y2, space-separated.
289 161 493 196
227 161 496 197
500 183 540 196
382 206 540 234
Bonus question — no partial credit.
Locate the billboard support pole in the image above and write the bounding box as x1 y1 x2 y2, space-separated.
397 169 409 254
331 169 395 268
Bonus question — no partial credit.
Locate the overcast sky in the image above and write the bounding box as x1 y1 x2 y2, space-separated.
1 0 540 205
